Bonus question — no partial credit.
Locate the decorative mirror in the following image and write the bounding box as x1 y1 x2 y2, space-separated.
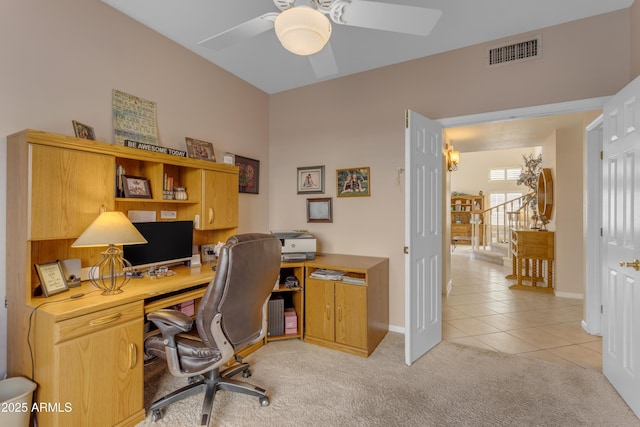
537 168 553 220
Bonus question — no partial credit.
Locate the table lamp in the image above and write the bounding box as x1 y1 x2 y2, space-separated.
71 211 147 295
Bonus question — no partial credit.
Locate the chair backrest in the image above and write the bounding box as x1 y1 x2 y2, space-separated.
195 233 281 349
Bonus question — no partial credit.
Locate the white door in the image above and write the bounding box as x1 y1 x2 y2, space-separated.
404 109 442 366
602 76 640 418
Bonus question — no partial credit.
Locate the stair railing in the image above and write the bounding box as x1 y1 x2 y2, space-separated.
471 192 535 252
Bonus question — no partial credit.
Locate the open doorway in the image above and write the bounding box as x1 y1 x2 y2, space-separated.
437 98 606 366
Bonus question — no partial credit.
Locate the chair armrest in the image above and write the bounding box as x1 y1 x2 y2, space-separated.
147 309 194 348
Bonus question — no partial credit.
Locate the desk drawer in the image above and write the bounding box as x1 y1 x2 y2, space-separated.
54 301 143 343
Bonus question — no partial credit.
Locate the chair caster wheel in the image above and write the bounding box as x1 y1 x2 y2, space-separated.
151 409 163 422
242 369 252 378
259 396 270 407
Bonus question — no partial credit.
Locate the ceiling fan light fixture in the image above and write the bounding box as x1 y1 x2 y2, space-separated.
274 7 331 56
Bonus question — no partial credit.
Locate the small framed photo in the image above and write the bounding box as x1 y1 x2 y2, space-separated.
337 167 370 197
297 166 325 194
185 137 216 162
34 261 69 297
307 197 333 223
72 120 96 140
236 155 260 194
122 175 152 198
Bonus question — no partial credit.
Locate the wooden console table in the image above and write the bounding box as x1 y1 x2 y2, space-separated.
509 230 555 293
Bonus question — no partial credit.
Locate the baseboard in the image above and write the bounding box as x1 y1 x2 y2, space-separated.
554 291 584 299
581 320 602 336
389 324 405 334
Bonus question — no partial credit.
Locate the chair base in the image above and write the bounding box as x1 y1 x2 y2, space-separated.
149 362 269 426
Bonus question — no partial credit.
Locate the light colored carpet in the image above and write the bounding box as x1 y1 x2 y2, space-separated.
138 332 639 427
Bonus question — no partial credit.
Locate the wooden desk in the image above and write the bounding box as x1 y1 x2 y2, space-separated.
304 254 389 357
509 230 555 293
23 264 216 427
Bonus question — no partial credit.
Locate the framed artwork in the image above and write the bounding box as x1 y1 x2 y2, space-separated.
185 137 216 162
337 167 370 197
307 197 333 223
236 155 260 194
122 175 152 198
297 166 325 194
72 120 95 140
112 89 158 146
34 261 69 297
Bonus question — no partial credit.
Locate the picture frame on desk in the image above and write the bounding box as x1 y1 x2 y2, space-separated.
34 261 69 297
72 120 95 140
185 137 216 162
122 175 152 198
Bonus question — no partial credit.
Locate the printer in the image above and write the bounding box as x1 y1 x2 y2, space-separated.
271 231 317 261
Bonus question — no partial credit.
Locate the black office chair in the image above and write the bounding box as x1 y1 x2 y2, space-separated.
144 233 282 426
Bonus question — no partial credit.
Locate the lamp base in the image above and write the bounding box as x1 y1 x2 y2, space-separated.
99 288 124 296
89 245 132 296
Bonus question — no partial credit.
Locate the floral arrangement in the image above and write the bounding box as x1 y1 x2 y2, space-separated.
517 153 543 226
517 153 542 191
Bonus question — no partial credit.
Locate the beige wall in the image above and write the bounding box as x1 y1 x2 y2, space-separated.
269 10 632 329
0 0 270 376
631 0 640 79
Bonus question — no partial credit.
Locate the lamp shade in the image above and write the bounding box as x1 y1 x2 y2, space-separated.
72 211 147 248
274 7 332 56
449 150 460 165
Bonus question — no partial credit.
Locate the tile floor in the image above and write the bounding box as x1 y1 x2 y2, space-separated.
444 246 602 370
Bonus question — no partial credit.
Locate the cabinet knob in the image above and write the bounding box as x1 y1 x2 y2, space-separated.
326 304 331 321
208 207 214 224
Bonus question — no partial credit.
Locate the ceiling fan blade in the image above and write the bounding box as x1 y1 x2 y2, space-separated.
198 12 279 51
333 1 442 36
308 41 338 78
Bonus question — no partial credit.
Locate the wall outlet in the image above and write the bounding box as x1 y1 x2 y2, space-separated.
201 244 217 263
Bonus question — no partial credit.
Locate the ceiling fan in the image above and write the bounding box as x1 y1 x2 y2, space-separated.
198 0 442 78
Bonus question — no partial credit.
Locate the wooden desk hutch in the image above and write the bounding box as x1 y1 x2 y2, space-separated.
6 129 389 426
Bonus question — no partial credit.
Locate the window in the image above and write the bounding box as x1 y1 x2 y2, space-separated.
489 167 522 181
489 169 505 181
506 168 522 180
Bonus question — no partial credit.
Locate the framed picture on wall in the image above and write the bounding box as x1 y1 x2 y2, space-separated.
236 155 260 194
297 165 325 194
307 197 333 223
337 167 370 197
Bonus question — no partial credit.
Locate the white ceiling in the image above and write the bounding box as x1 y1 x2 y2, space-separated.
101 1 627 151
102 0 632 94
445 111 596 153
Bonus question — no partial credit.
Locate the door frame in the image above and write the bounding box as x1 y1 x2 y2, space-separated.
437 96 609 328
583 115 604 336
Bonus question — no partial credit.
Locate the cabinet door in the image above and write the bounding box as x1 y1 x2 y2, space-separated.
305 278 334 341
335 282 367 349
201 170 238 230
54 319 143 426
30 145 114 239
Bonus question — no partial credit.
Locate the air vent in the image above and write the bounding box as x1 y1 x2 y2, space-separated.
487 36 541 67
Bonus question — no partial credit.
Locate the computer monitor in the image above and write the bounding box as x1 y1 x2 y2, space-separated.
123 220 193 271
